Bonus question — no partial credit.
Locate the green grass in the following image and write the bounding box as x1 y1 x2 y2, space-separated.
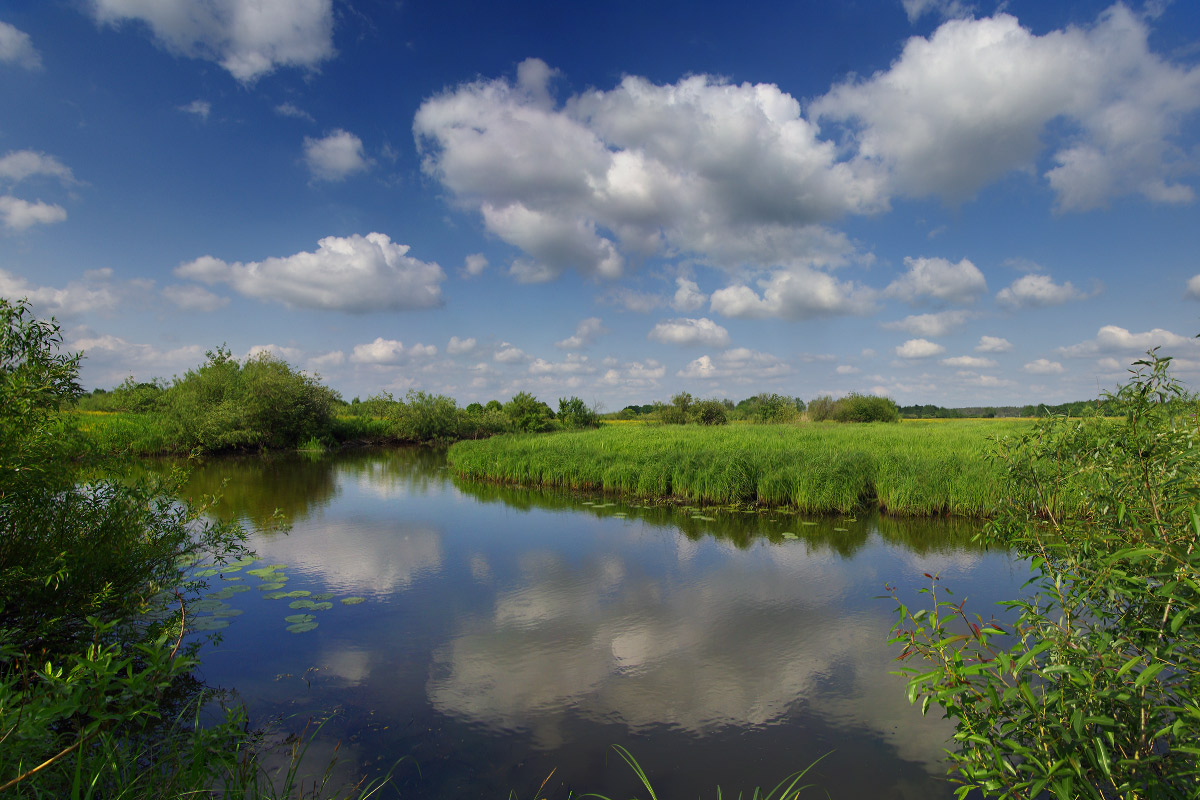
74 410 180 455
448 419 1034 517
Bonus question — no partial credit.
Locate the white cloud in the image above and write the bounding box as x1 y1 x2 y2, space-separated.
0 196 66 230
529 354 595 376
0 21 40 69
303 129 369 181
1024 359 1065 374
447 336 477 356
350 337 437 365
90 0 335 83
175 233 445 312
996 273 1087 308
162 284 228 312
647 317 730 347
600 287 662 313
275 102 314 121
709 266 876 320
882 309 973 337
0 150 74 184
493 343 528 364
836 364 860 375
599 359 667 389
975 335 1012 353
678 347 791 382
1059 325 1194 357
556 317 607 349
308 350 344 369
247 343 303 362
66 330 204 387
885 257 987 305
463 253 489 277
896 338 946 358
940 355 997 369
901 0 973 23
0 268 119 317
671 277 707 312
812 6 1200 209
1185 274 1200 300
178 99 211 120
414 58 884 281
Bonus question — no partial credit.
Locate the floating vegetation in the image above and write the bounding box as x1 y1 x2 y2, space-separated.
284 590 311 598
176 553 201 567
257 582 286 591
246 567 281 579
212 608 244 618
190 599 229 613
781 532 798 540
799 521 818 526
208 585 250 600
286 621 318 634
311 602 333 611
193 568 220 578
189 616 230 632
311 593 333 601
834 527 849 532
284 614 316 624
289 599 316 610
692 515 716 522
341 597 366 606
262 591 289 600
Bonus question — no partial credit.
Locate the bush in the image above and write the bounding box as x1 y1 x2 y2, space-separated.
753 392 801 423
832 392 899 423
504 391 553 433
395 389 460 442
558 396 599 429
164 347 339 452
76 377 167 413
807 395 835 421
888 349 1200 797
691 399 728 425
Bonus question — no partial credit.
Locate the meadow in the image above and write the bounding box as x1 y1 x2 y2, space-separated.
447 418 1035 517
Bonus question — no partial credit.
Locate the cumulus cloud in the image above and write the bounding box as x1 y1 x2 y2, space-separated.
447 336 477 355
556 317 607 349
647 317 730 347
0 21 40 69
976 335 1012 353
275 102 314 121
598 359 667 389
0 150 75 184
1024 358 1065 374
1185 274 1200 300
885 257 987 305
66 331 204 387
599 287 662 313
414 58 883 281
671 277 707 312
882 309 973 337
1059 325 1193 357
812 6 1200 209
529 354 595 376
996 273 1088 308
940 355 996 369
175 233 445 312
308 350 344 369
350 337 437 365
178 99 211 120
677 347 791 382
89 0 335 83
493 342 528 364
162 284 228 312
0 268 119 316
303 129 369 181
463 253 489 277
901 0 974 23
0 196 66 230
896 338 946 358
710 266 876 320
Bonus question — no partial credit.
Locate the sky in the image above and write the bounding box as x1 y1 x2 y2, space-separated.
2 0 1199 409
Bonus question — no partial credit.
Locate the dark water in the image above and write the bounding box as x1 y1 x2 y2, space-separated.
176 447 1023 799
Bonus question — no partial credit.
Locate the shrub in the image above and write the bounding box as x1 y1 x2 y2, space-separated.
753 392 801 423
504 391 553 432
396 389 460 442
832 392 899 423
888 349 1200 797
76 377 167 413
558 396 599 429
691 399 728 425
807 395 836 421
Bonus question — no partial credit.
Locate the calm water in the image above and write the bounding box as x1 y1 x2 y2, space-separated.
176 447 1023 799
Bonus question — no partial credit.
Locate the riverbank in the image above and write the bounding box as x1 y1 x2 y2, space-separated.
447 419 1032 517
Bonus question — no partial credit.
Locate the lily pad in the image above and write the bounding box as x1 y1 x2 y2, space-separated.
258 582 287 591
311 593 334 601
340 597 366 606
208 585 250 600
176 553 202 567
190 599 230 613
246 567 282 579
212 608 244 618
284 590 311 598
190 616 230 631
781 532 798 539
834 527 848 532
286 621 318 634
799 521 818 526
311 602 333 611
288 599 316 610
193 568 220 578
262 591 290 600
284 614 315 624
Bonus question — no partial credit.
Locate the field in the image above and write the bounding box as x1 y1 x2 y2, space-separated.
447 419 1035 517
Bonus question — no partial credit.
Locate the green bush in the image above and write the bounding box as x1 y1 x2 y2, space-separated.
395 389 460 442
557 396 599 429
888 349 1200 797
752 392 801 423
76 377 167 413
832 392 899 423
504 391 553 433
691 399 728 425
806 394 835 421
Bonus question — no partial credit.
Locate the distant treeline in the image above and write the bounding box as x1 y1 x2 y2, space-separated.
897 399 1113 418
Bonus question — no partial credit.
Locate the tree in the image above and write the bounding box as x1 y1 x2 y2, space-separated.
887 349 1200 798
558 396 599 429
504 391 553 432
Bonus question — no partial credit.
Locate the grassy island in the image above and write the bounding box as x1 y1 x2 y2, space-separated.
447 418 1032 516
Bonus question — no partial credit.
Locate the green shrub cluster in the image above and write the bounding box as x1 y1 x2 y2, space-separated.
77 377 167 413
808 393 899 423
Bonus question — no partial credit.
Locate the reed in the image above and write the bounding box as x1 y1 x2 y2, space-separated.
447 419 1032 517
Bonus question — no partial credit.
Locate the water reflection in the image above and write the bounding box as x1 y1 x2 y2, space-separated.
176 447 1015 799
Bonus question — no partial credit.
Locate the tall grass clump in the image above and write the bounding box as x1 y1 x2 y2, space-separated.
449 419 1025 516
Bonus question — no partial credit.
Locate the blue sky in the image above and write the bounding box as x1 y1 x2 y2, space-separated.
2 0 1199 408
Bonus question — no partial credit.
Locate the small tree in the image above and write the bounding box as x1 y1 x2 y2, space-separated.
691 399 728 425
504 391 553 432
558 396 599 429
887 349 1200 798
807 394 835 421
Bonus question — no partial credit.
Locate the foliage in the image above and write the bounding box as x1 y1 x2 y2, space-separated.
165 347 339 452
691 399 729 425
557 396 600 429
748 392 802 423
76 377 167 413
807 395 835 422
887 349 1200 798
832 392 900 423
504 391 554 433
395 389 460 442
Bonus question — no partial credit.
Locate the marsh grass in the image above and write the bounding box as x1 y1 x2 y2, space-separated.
448 420 1034 517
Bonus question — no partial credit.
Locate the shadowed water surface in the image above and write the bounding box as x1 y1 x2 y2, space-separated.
176 447 1021 798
